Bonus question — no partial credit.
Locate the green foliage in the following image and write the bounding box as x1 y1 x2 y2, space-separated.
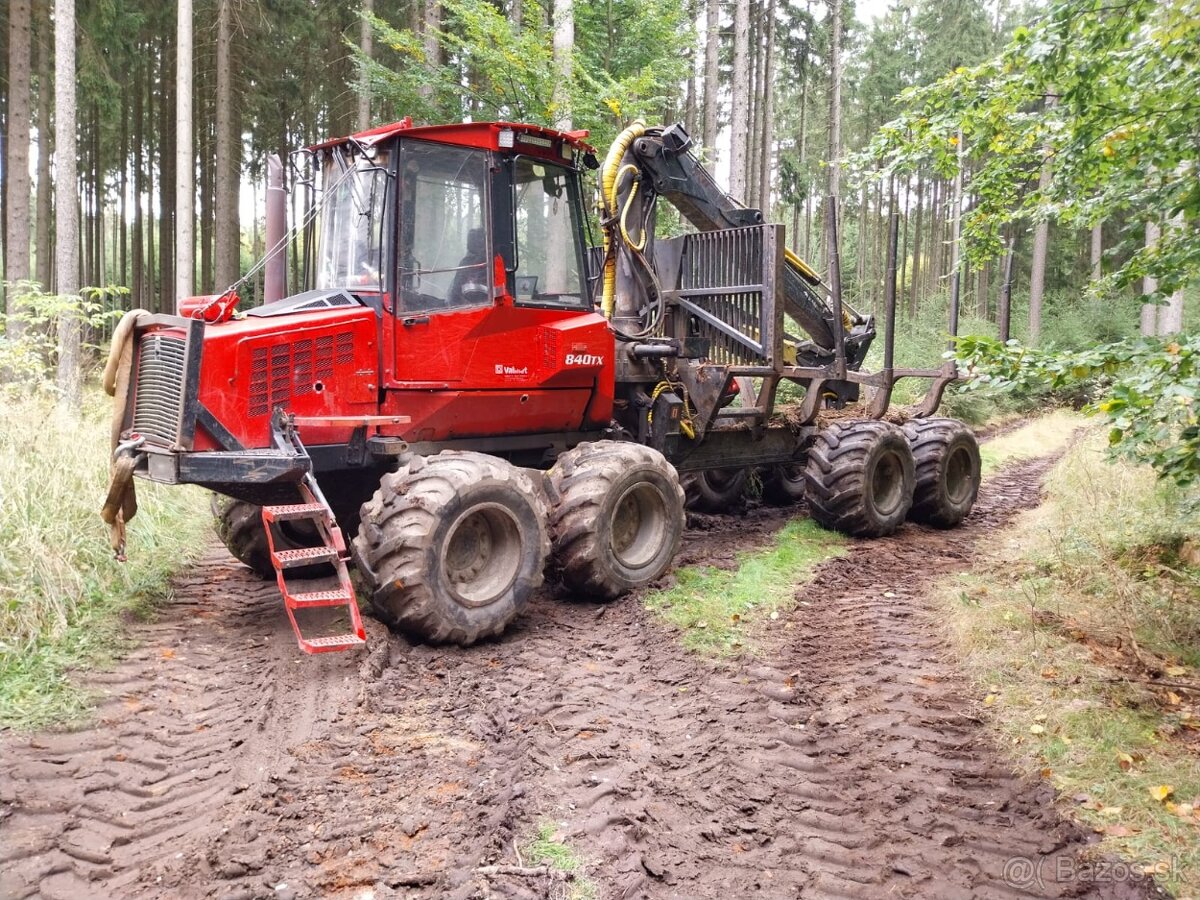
0 280 127 398
359 0 691 154
861 0 1200 298
956 334 1200 485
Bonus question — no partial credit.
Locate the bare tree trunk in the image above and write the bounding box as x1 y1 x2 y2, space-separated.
1090 222 1102 280
119 90 128 286
358 0 373 130
908 170 923 316
729 0 750 200
747 13 762 207
826 0 842 204
510 0 522 30
421 0 442 97
1157 213 1184 334
159 34 175 311
551 0 573 130
1140 221 1159 336
757 0 776 216
54 0 80 409
35 0 53 291
998 230 1015 342
132 58 144 307
701 0 719 159
215 0 239 291
176 0 194 308
6 0 33 301
1027 98 1055 344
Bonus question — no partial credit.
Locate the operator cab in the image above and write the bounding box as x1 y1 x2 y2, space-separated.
301 120 596 316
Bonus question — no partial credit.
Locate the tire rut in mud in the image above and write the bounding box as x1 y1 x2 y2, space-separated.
0 550 359 900
0 446 1166 899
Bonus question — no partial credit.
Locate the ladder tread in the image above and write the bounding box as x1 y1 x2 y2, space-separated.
272 546 339 568
302 633 367 652
263 503 328 522
286 587 354 608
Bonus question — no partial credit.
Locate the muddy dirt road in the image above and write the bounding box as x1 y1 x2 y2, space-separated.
0 451 1162 900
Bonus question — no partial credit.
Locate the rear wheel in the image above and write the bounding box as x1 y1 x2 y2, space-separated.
353 452 549 645
682 467 748 511
804 419 915 537
213 495 318 579
547 442 685 599
763 463 807 505
903 417 981 528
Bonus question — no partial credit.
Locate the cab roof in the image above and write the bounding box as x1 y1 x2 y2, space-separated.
309 118 595 157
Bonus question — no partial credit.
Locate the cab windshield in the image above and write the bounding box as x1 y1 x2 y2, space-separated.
313 146 392 294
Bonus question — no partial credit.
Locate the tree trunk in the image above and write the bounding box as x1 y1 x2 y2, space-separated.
54 0 80 410
132 57 144 308
176 0 195 308
198 53 214 294
908 170 924 316
119 87 128 286
1140 221 1160 337
729 0 750 200
551 0 573 130
998 230 1015 342
1027 184 1051 343
159 33 175 311
358 0 373 129
757 0 776 216
215 0 240 290
747 13 762 207
827 0 842 205
35 0 53 291
6 0 33 301
701 0 719 160
421 0 442 97
1157 213 1184 334
1090 222 1102 280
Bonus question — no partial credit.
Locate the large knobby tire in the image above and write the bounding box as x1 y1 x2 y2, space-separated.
903 417 981 528
212 495 319 579
353 452 549 645
804 419 915 537
547 442 685 599
682 467 749 512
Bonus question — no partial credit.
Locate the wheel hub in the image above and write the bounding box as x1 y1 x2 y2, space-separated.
443 503 522 608
610 482 667 570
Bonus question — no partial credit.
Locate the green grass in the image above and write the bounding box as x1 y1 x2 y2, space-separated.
936 428 1200 895
645 519 846 654
524 823 596 900
0 390 210 729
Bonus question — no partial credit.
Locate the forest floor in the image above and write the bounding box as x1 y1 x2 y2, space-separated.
0 430 1172 900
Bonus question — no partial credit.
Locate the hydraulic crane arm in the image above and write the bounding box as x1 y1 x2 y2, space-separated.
597 123 875 366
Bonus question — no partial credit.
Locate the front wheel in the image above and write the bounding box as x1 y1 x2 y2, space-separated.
547 442 685 599
804 419 915 537
353 452 549 645
213 495 319 579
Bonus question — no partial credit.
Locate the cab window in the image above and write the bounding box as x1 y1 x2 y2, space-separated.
512 158 587 308
397 142 490 312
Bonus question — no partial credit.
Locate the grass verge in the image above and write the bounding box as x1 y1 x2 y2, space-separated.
0 391 210 730
524 822 596 900
935 428 1200 895
645 519 846 654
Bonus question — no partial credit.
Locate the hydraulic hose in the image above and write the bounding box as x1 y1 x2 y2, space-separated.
599 122 647 319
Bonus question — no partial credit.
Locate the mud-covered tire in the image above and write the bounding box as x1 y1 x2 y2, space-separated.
352 452 549 645
762 463 807 505
547 441 685 599
682 468 748 511
804 419 915 537
903 417 981 528
212 495 319 579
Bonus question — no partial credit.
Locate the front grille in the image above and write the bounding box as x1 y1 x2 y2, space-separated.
132 332 188 444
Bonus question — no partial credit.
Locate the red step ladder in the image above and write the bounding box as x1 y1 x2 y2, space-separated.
262 475 366 654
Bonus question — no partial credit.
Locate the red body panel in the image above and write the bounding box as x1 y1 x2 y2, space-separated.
193 308 380 450
192 301 614 452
